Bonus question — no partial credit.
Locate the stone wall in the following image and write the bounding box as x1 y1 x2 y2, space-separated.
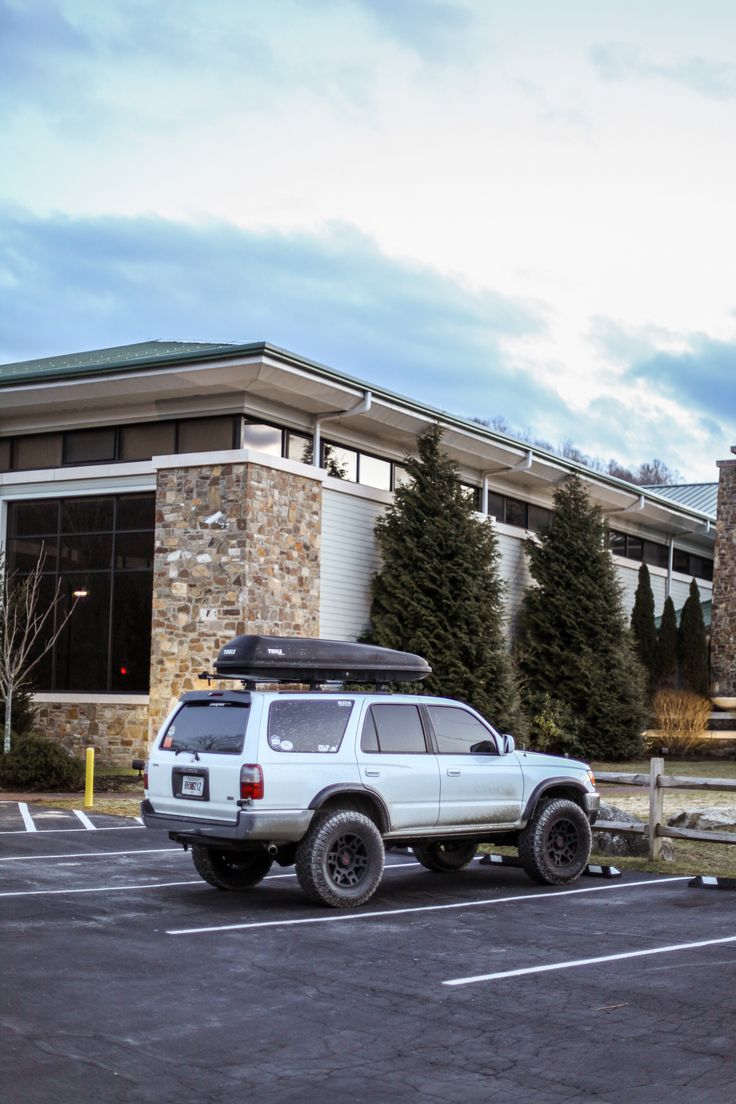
711 456 736 696
35 700 149 765
148 459 322 742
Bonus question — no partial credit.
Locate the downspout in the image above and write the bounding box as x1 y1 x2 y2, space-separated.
667 536 674 600
312 391 373 467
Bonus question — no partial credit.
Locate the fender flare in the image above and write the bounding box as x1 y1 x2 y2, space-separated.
308 784 391 834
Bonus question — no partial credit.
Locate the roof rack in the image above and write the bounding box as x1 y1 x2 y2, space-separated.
210 635 431 685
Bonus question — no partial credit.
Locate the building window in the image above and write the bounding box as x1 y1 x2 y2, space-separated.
5 493 155 693
178 416 237 453
242 422 283 456
63 428 117 465
120 422 176 461
610 530 713 582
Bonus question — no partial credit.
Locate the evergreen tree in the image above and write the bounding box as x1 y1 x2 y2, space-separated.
367 424 523 734
654 595 678 691
518 474 647 760
630 563 658 695
678 579 710 696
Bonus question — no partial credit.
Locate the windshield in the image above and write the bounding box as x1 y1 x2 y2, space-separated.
160 701 249 754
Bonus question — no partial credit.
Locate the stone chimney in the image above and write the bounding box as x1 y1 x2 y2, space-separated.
710 447 736 699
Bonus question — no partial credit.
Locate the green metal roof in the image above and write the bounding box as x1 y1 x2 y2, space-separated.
0 340 247 384
0 340 717 527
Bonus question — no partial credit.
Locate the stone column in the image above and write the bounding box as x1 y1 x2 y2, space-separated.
711 452 736 697
148 457 322 742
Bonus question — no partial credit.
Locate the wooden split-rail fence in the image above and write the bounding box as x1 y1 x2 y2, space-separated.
595 757 736 861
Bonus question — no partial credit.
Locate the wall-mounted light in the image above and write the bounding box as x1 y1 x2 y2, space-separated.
72 588 89 599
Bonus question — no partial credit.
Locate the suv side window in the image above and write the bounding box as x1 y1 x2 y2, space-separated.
426 705 499 755
267 699 353 753
361 704 427 754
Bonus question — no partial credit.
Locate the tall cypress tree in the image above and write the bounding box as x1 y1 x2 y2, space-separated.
367 424 522 733
654 596 679 691
631 562 658 695
678 579 710 696
518 474 646 759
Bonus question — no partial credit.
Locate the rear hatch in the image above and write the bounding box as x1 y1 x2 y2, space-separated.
147 691 255 822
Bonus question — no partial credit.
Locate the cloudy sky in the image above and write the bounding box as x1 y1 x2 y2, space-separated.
2 0 735 481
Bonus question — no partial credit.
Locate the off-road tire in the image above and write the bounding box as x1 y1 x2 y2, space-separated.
518 798 591 886
295 809 385 908
412 840 478 872
191 845 273 890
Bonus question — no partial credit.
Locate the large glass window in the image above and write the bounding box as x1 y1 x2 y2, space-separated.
5 493 155 693
242 422 283 456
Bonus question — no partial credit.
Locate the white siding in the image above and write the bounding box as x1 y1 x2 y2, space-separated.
320 488 387 640
614 558 712 618
319 494 713 642
495 528 533 632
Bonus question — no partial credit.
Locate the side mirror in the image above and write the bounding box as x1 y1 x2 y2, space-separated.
502 734 515 754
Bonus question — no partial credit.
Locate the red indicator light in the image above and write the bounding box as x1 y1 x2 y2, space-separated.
240 764 264 800
119 667 128 676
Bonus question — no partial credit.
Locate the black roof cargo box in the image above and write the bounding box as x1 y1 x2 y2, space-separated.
214 635 431 684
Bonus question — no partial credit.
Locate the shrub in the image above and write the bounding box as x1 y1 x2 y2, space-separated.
648 690 711 757
528 695 584 757
0 734 85 791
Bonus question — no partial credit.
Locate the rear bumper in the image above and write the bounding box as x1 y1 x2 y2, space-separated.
140 799 313 843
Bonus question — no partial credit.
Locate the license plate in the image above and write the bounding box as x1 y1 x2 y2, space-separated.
181 775 204 797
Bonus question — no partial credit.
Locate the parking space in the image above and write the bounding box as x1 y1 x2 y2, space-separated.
2 805 736 1104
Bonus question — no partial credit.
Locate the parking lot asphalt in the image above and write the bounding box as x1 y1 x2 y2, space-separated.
1 800 736 1104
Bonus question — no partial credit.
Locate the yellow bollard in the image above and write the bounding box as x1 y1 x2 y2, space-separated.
84 747 95 808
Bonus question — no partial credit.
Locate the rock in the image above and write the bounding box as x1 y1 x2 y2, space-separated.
668 807 736 832
592 803 676 860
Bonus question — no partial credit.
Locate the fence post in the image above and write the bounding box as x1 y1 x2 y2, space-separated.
648 756 664 860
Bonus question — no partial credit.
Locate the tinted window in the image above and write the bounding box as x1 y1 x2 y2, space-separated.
487 492 505 521
161 702 249 754
505 498 528 528
64 428 116 464
528 504 553 534
267 699 354 752
13 434 63 470
368 704 426 754
427 706 498 755
120 422 176 461
5 493 154 692
178 417 235 453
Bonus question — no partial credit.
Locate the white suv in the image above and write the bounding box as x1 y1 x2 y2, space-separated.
138 636 600 908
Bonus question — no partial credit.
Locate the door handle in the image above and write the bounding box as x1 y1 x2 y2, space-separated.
364 769 380 777
446 768 461 776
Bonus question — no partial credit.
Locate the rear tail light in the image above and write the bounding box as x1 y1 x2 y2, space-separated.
143 770 149 790
240 764 264 800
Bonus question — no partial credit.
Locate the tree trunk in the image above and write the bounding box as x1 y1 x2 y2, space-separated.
3 685 12 754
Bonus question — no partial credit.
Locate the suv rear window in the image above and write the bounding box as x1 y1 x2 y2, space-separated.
267 699 354 753
160 701 249 754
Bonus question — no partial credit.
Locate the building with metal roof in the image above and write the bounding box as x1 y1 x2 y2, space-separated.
0 340 717 761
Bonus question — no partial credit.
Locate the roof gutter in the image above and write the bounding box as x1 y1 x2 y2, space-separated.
312 391 372 467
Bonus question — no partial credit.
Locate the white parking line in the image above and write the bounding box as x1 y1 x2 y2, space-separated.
0 824 144 836
17 803 37 833
0 847 185 862
72 809 97 830
443 933 736 987
0 880 204 898
167 876 690 936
